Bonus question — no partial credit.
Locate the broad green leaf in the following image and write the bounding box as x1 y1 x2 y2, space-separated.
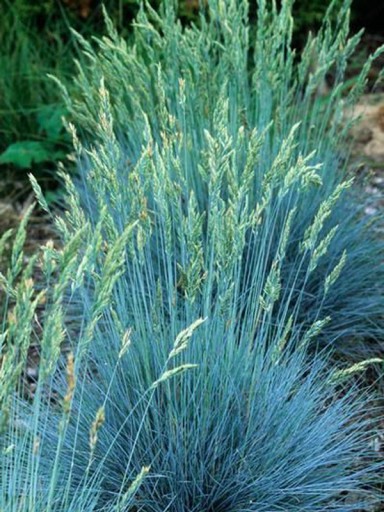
0 141 66 168
37 105 67 141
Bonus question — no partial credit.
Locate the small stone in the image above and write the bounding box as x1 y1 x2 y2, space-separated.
365 186 380 195
372 176 384 186
26 367 38 380
355 126 373 144
365 206 378 216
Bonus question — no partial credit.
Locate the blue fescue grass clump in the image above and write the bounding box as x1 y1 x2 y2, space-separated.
0 0 383 510
58 0 384 354
30 320 381 511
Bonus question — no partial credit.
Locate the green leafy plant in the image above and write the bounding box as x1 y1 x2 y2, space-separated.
0 0 108 183
0 106 68 169
0 1 71 166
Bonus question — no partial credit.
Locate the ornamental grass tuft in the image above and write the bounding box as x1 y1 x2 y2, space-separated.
0 1 383 510
58 0 384 354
